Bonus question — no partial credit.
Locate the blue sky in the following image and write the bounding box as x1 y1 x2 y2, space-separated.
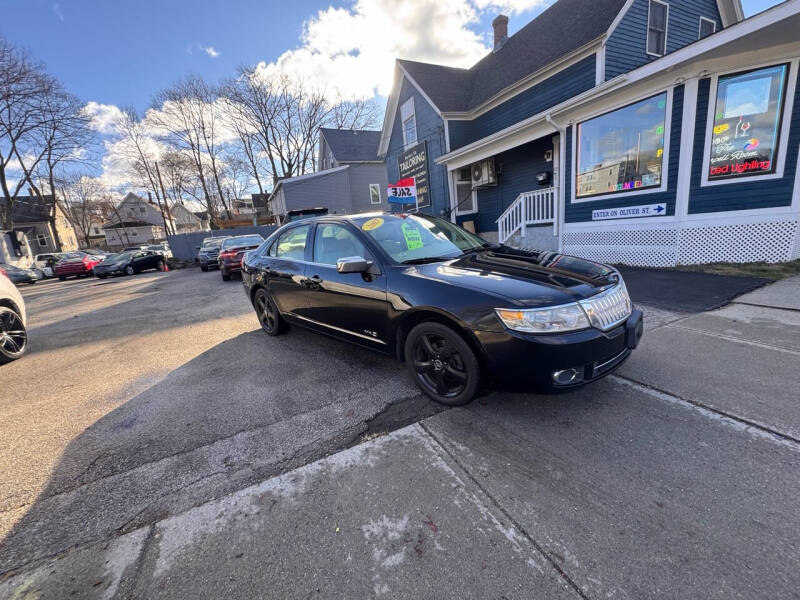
0 0 785 112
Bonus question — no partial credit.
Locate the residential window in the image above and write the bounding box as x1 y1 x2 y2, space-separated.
576 92 668 199
707 63 789 181
455 167 477 215
131 230 137 236
36 234 48 247
94 227 100 234
647 0 668 57
369 184 382 205
698 17 716 40
140 206 146 214
400 98 417 147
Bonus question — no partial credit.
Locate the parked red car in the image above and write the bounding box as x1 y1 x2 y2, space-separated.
53 252 102 280
218 235 264 281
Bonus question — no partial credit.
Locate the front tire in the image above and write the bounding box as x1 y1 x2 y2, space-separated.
125 265 135 276
254 289 286 336
200 265 209 272
0 306 27 364
404 321 480 406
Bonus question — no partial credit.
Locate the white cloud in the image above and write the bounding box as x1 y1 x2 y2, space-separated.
255 0 493 99
84 102 125 135
203 46 220 58
52 2 64 21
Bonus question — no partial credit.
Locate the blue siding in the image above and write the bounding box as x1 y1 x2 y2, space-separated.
565 85 684 222
448 55 596 150
606 0 722 80
385 77 450 216
688 72 800 214
456 137 555 233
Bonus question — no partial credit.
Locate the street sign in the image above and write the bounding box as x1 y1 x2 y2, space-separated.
591 203 667 221
388 177 417 205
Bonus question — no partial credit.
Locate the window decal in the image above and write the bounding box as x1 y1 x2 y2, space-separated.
708 64 789 180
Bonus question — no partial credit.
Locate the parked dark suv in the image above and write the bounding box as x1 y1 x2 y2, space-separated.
197 238 228 271
241 213 643 405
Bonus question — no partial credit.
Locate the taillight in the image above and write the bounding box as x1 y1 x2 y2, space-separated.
219 250 237 259
0 268 6 277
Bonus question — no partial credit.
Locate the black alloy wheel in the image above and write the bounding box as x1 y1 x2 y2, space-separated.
0 306 27 364
405 322 480 406
254 289 285 336
125 265 135 276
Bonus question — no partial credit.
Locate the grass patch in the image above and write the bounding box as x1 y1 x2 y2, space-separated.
675 259 800 280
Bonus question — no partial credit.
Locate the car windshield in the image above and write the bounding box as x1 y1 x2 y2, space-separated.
351 214 489 264
222 236 262 249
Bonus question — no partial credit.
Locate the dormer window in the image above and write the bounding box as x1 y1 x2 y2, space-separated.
646 0 668 57
400 98 417 147
698 17 716 40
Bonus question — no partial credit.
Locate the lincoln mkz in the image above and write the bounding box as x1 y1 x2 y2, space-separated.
242 213 643 405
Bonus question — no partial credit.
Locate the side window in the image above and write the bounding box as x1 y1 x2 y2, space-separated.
313 224 366 266
275 225 310 260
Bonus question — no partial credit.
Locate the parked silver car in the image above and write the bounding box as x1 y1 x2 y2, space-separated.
0 267 27 364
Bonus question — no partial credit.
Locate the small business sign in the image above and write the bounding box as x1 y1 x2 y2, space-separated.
388 178 417 205
397 141 430 210
591 203 667 221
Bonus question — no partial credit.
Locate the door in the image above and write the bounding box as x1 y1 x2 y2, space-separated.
265 224 311 316
303 222 389 347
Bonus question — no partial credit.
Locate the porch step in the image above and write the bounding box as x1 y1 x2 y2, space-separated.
506 224 558 252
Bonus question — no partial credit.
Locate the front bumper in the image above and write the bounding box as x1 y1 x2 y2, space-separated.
94 265 125 276
198 256 219 268
476 309 644 392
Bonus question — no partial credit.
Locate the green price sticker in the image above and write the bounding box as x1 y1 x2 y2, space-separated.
401 223 424 250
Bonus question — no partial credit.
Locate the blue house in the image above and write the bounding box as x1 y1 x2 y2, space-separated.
379 0 800 266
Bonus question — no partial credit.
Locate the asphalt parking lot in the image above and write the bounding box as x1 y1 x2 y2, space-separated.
2 269 800 598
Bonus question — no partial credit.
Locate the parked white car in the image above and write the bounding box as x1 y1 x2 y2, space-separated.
33 253 62 278
0 267 27 364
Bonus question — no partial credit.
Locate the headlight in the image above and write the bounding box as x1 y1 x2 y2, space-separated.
495 303 590 334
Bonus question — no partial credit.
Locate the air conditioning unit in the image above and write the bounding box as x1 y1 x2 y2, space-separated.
471 159 497 188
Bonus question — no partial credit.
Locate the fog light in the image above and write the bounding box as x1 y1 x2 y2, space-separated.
552 368 584 386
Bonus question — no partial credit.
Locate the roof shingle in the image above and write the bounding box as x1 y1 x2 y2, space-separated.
320 129 382 162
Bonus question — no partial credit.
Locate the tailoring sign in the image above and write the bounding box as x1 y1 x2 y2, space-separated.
387 178 417 204
397 141 430 210
591 203 667 221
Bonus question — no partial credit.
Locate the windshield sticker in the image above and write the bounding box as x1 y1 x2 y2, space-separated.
401 222 424 250
362 217 384 231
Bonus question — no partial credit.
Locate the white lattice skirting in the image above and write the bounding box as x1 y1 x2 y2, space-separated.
562 218 800 267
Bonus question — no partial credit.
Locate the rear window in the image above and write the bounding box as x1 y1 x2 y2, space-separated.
222 236 263 249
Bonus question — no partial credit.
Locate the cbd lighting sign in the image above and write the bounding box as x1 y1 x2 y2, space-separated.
388 178 417 205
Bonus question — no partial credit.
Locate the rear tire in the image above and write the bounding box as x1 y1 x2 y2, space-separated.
404 321 480 406
58 276 66 281
221 269 231 281
157 260 165 271
0 306 27 364
254 289 286 336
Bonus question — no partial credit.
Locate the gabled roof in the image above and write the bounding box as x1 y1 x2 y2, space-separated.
11 195 54 224
268 166 351 201
169 203 204 225
320 129 382 162
398 0 628 114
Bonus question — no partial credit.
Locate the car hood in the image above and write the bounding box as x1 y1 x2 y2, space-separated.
406 247 621 307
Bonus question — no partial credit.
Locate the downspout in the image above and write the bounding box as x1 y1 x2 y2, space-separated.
545 113 568 253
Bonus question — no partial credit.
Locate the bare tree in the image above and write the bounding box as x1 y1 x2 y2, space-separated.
57 173 108 247
0 37 59 230
150 76 233 226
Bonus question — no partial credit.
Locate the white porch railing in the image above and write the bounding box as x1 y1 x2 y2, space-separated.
496 187 558 244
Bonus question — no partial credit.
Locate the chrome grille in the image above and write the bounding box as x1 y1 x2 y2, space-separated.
578 281 632 331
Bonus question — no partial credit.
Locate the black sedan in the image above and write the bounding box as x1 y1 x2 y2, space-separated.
93 250 166 278
241 213 643 406
0 263 38 285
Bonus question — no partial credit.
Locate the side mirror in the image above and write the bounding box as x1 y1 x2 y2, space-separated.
337 256 372 274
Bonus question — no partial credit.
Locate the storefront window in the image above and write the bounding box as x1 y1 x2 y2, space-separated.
576 93 668 199
707 64 788 181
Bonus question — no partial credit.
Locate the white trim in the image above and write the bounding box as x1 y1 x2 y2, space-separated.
571 87 674 204
646 0 670 58
596 45 606 85
443 117 451 153
699 58 798 188
675 77 699 218
698 17 717 40
397 63 444 119
717 0 745 27
606 0 636 39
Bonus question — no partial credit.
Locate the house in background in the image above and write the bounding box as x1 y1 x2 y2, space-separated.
379 0 800 266
103 192 174 249
170 203 210 234
269 129 389 220
11 195 79 255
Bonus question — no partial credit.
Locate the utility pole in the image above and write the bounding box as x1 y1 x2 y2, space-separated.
154 162 175 235
148 191 170 241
